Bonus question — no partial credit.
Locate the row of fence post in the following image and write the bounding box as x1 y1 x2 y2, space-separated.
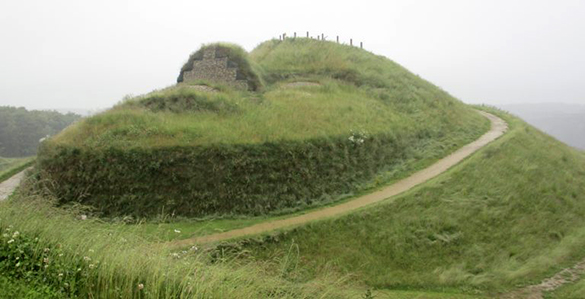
278 32 363 49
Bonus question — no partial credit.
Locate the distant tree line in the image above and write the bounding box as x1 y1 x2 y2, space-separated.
0 106 81 157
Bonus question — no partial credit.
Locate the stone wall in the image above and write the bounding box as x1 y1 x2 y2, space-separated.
182 48 249 90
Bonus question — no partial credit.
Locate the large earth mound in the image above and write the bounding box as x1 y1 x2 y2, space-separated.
36 38 489 218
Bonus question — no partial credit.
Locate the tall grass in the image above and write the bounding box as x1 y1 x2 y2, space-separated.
241 108 585 295
0 186 358 298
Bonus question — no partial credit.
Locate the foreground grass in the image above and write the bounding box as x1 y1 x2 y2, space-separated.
0 156 34 183
240 108 585 295
0 188 367 298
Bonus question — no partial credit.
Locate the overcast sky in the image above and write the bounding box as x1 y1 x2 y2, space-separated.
0 0 584 111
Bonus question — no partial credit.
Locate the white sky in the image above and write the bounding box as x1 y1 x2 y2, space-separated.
0 0 584 110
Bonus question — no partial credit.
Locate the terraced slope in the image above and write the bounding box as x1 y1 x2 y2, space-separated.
36 39 489 218
171 110 506 246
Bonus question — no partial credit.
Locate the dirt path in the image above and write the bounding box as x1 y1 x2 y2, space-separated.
0 169 29 201
170 111 508 247
502 258 585 298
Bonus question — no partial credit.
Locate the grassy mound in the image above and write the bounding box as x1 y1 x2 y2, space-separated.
241 108 585 295
36 39 489 218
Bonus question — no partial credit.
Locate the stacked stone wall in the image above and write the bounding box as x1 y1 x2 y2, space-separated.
182 48 249 90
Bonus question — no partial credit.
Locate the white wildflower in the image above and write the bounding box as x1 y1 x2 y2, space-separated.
174 229 181 233
80 215 87 220
138 283 144 290
83 256 91 262
7 239 14 244
12 231 19 238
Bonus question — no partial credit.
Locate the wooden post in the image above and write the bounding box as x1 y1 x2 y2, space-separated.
317 35 320 41
283 33 286 39
321 33 324 40
337 36 339 43
294 32 297 39
360 42 363 49
307 31 309 38
350 39 353 46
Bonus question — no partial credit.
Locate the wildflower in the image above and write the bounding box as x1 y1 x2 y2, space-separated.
16 262 20 267
44 248 50 253
44 265 49 269
43 257 49 264
12 231 19 238
59 253 64 257
64 283 69 287
58 273 64 278
89 264 95 269
7 239 14 244
83 256 91 262
2 233 8 238
138 283 144 290
15 257 19 260
190 246 198 251
80 215 87 220
174 229 181 233
89 249 95 253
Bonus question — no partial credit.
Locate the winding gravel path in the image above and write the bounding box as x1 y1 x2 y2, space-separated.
171 110 508 247
0 169 29 201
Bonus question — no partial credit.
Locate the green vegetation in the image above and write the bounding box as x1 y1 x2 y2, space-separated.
239 108 585 295
177 43 264 91
0 275 63 298
0 106 80 157
0 156 34 183
548 276 585 298
0 187 364 298
37 38 489 218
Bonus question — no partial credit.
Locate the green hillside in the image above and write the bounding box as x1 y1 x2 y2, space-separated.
3 38 585 298
239 108 585 296
36 38 488 218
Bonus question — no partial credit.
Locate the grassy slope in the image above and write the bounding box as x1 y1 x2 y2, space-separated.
0 156 34 183
243 108 585 295
52 38 483 149
0 193 365 298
